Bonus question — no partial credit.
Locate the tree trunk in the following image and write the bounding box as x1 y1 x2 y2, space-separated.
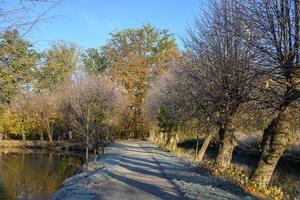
168 133 177 151
168 135 174 149
197 133 212 162
92 128 98 161
164 133 167 146
85 133 89 163
164 133 171 147
149 128 156 143
158 132 165 145
111 130 115 143
45 126 53 143
171 133 178 151
195 134 200 159
86 106 90 163
260 117 279 154
44 120 53 143
251 109 290 186
154 132 161 144
48 133 53 143
251 140 286 186
101 130 104 155
93 148 97 162
215 128 236 169
95 130 101 156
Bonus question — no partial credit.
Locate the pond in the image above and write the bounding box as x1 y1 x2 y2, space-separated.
0 148 84 200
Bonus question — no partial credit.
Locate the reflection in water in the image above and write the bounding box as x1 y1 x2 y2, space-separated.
0 149 83 200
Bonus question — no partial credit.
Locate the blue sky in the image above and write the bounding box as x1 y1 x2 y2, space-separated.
25 0 204 50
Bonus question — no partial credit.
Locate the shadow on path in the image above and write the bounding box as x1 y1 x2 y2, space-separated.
107 172 184 200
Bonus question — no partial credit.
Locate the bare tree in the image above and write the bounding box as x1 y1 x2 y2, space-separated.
0 0 61 35
144 56 218 157
61 75 128 162
30 93 59 142
183 0 259 169
243 0 300 186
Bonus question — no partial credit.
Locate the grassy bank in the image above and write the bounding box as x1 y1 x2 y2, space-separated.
159 138 300 200
0 140 85 151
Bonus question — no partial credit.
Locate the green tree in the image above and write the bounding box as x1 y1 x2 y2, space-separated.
34 41 79 92
0 30 39 109
102 24 179 137
82 48 107 74
157 102 178 135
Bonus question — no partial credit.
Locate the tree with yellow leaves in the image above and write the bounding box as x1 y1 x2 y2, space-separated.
102 24 179 137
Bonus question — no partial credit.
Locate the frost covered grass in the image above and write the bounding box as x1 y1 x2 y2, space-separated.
143 143 259 200
172 136 300 199
171 146 288 200
50 142 125 200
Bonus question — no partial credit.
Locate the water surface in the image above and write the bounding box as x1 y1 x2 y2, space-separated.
0 148 84 200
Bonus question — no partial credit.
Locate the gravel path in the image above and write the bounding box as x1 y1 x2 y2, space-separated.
50 141 259 200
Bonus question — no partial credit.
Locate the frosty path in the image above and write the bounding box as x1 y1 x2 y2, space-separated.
93 142 183 200
51 141 258 200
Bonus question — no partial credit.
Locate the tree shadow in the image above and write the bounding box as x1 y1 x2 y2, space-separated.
118 162 163 178
122 155 176 167
107 171 185 200
109 156 257 199
100 142 260 199
123 149 175 158
120 157 161 170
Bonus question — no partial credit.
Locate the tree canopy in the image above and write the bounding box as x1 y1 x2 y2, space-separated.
0 30 39 107
33 41 79 92
102 24 179 136
82 48 107 75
